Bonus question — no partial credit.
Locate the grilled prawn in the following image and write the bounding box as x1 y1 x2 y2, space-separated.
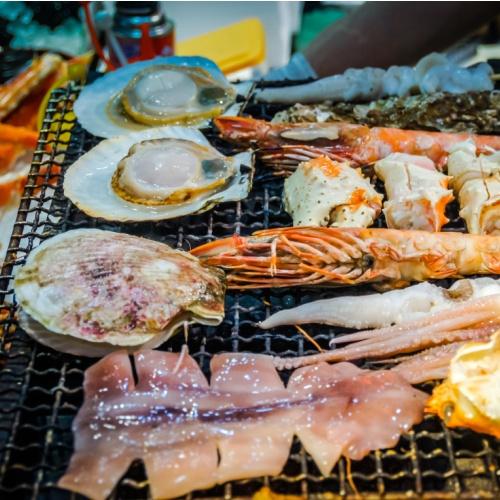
214 116 500 174
191 227 500 289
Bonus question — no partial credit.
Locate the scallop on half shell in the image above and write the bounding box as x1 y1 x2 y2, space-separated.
63 126 253 222
74 56 237 138
121 65 235 126
14 229 226 357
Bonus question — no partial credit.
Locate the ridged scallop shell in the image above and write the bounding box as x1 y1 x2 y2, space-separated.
14 229 226 356
63 126 253 222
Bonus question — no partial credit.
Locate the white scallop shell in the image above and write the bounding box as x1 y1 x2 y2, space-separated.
74 56 235 138
19 310 196 357
63 126 253 222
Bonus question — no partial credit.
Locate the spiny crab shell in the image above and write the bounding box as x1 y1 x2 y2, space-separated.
426 330 500 437
14 229 226 357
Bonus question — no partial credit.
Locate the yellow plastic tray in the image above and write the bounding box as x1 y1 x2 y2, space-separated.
177 18 265 74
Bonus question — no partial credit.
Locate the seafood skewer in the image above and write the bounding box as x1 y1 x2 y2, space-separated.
191 227 500 289
374 153 453 231
259 278 500 329
447 141 500 235
273 294 500 370
283 155 382 227
59 349 426 499
214 116 500 173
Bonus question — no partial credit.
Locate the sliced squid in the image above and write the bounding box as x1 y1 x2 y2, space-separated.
283 156 382 227
260 278 500 330
390 343 466 384
374 153 453 231
274 293 500 370
447 141 500 234
59 350 426 500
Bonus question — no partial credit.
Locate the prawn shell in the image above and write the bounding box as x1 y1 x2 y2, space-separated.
63 126 253 222
74 56 234 138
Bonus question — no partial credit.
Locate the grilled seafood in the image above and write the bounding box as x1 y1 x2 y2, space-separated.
63 126 253 222
256 53 493 104
191 227 500 289
374 153 453 231
0 123 38 206
14 229 225 356
74 56 236 138
259 278 500 329
447 141 500 235
271 91 500 134
0 53 62 121
283 156 382 227
214 116 500 173
391 343 467 384
426 330 499 437
59 350 426 499
121 65 235 126
274 294 500 370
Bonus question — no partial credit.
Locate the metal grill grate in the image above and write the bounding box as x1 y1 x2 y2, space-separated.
0 83 498 499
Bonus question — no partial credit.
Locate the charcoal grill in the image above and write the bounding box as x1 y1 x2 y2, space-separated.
0 82 498 500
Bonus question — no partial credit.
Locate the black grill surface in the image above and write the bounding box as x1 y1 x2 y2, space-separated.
0 84 498 499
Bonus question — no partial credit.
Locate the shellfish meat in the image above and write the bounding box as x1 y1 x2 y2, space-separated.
74 56 236 138
121 65 235 126
63 126 253 222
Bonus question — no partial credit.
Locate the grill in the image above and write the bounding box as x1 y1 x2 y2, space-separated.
0 82 498 500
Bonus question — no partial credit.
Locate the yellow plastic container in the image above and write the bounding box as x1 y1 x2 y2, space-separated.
177 18 265 75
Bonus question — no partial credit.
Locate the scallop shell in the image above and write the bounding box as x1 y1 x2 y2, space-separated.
14 229 226 356
63 126 253 222
120 65 235 126
74 56 235 138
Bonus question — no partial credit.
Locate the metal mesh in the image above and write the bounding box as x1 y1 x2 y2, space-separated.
0 83 498 499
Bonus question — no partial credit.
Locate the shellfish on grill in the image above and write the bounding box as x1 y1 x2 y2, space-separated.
14 229 226 357
426 330 500 438
63 126 253 222
74 56 236 138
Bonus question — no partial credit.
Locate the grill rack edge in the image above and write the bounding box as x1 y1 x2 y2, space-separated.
0 83 498 499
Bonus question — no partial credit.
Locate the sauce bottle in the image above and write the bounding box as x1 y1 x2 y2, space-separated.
109 1 174 66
